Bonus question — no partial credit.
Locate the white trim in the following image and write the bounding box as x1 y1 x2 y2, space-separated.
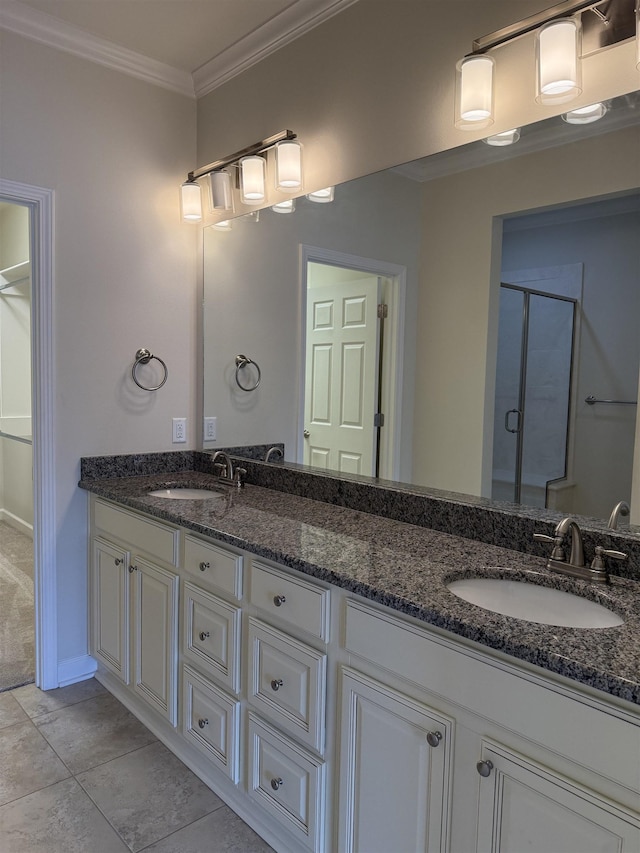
0 1 194 97
299 245 406 481
193 0 358 98
0 0 357 99
57 654 97 688
0 510 33 538
0 179 57 690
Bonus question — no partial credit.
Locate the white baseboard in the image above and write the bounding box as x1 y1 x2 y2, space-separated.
57 654 98 688
0 509 33 538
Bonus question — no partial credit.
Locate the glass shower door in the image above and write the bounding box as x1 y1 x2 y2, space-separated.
492 285 575 506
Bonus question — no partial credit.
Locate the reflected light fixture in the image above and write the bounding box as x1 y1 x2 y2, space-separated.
271 198 296 214
181 130 299 223
483 128 520 146
306 187 335 203
562 101 607 123
275 140 303 191
180 181 202 222
456 0 636 131
213 219 232 231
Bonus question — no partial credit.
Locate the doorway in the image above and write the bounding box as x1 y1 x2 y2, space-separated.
0 201 34 690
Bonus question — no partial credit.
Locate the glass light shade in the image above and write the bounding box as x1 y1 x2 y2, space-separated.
271 198 296 214
306 186 335 203
210 170 233 212
240 156 266 204
180 181 202 222
562 102 607 124
213 219 232 231
483 128 520 146
455 55 495 130
275 141 303 191
536 18 582 105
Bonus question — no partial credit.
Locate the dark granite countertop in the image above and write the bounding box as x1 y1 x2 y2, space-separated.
79 470 640 708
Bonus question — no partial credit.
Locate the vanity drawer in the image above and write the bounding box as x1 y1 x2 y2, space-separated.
93 499 178 566
182 665 240 783
248 618 326 753
250 561 330 642
248 713 326 852
183 534 243 600
183 582 241 694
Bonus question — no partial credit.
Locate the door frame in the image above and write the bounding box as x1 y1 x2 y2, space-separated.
0 179 57 689
299 246 406 480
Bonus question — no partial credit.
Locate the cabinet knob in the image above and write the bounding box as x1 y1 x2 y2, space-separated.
476 759 494 777
128 564 138 573
273 595 286 607
426 731 442 748
270 777 284 791
199 631 210 641
271 679 284 691
114 557 123 566
199 561 210 571
198 718 208 729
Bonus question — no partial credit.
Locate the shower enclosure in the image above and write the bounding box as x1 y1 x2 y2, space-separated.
492 284 575 507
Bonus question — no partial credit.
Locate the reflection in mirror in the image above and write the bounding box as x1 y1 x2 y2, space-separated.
203 93 640 524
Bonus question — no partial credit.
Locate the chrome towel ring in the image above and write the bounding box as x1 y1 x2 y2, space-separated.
132 348 168 391
235 354 261 392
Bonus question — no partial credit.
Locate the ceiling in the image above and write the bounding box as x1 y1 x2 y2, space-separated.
0 0 357 96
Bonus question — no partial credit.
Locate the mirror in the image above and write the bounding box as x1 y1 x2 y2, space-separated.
203 93 640 523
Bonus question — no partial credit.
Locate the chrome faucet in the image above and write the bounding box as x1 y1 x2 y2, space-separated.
264 446 283 463
534 516 627 584
608 500 630 530
212 451 245 489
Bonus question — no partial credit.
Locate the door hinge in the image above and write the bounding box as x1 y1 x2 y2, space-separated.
374 412 385 428
377 303 388 319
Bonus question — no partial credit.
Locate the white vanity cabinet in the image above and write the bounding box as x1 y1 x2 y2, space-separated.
90 499 180 726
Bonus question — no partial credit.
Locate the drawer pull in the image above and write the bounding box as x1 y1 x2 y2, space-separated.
426 731 442 748
273 595 286 607
270 678 284 692
476 760 494 777
199 631 210 641
114 557 123 566
198 718 209 729
128 564 138 573
270 777 284 791
199 561 210 571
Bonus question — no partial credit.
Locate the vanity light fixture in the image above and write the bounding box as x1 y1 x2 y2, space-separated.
181 129 299 223
212 219 232 231
271 198 296 213
306 186 335 203
562 101 607 122
456 0 636 131
483 128 521 146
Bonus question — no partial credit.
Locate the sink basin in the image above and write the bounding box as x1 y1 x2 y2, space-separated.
147 488 224 500
446 578 623 628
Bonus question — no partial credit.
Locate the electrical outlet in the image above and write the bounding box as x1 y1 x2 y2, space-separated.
204 416 217 441
172 417 187 443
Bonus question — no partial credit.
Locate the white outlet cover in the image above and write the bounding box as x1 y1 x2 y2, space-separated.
204 416 217 441
172 417 187 443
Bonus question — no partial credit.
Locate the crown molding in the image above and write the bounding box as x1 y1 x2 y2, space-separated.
193 0 359 98
0 1 195 97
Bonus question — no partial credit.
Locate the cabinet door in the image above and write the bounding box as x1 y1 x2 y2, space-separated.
131 555 179 726
91 537 130 683
476 741 640 853
338 668 453 853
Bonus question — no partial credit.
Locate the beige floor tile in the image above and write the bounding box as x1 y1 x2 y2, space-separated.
11 677 107 718
0 692 29 729
78 740 224 852
0 777 131 853
139 805 275 852
34 692 156 774
0 720 70 805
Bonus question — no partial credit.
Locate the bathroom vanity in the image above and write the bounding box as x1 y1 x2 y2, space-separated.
81 463 640 853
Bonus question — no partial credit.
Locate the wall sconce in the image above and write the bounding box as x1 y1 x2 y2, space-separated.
456 0 637 131
306 187 335 203
181 130 300 223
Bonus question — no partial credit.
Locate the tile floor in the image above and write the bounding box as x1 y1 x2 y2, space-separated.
0 679 273 852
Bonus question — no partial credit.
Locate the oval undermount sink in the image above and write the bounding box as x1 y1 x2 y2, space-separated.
147 488 224 500
447 578 623 628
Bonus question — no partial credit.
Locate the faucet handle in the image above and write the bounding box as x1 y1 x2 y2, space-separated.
533 533 566 561
591 546 627 570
